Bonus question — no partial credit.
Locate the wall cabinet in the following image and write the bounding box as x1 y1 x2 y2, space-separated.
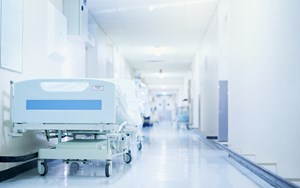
63 0 88 41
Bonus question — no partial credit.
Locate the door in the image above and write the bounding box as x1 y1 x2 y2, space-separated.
218 80 228 142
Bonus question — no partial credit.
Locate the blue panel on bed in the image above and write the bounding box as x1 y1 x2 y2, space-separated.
26 100 102 110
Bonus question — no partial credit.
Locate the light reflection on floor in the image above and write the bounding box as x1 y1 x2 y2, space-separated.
1 122 274 188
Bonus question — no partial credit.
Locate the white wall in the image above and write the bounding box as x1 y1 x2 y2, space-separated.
85 14 133 79
192 9 219 135
113 47 133 79
190 52 200 128
82 14 135 79
193 0 300 179
86 16 112 78
179 73 191 105
223 0 300 179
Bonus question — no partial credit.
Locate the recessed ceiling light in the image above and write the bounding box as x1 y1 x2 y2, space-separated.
148 6 155 12
159 69 164 79
152 47 163 56
147 60 165 63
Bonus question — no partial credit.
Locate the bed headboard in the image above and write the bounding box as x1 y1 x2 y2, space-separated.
11 79 127 124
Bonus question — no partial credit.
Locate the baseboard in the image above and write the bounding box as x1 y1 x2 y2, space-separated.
198 130 218 140
0 159 37 182
0 152 39 182
213 141 300 188
194 130 299 188
206 136 218 140
0 153 38 162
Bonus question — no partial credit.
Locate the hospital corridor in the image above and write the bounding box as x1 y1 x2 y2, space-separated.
1 0 300 188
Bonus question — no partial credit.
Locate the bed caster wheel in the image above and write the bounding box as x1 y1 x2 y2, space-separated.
38 161 48 176
123 152 132 164
137 142 142 151
70 162 80 175
105 161 112 177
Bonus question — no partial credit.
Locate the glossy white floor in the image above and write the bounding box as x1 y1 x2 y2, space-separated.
2 122 274 188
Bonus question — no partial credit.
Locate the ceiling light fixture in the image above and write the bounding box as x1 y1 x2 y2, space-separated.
153 47 163 57
159 69 164 79
148 6 155 12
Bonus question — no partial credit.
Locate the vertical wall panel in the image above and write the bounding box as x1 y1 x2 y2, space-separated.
218 80 228 142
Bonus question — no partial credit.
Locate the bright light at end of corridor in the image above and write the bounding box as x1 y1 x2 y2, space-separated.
160 86 166 90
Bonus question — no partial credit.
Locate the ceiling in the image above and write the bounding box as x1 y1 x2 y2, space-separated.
88 0 219 90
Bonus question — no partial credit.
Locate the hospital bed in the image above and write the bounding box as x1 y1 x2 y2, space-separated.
112 79 144 151
10 79 133 177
